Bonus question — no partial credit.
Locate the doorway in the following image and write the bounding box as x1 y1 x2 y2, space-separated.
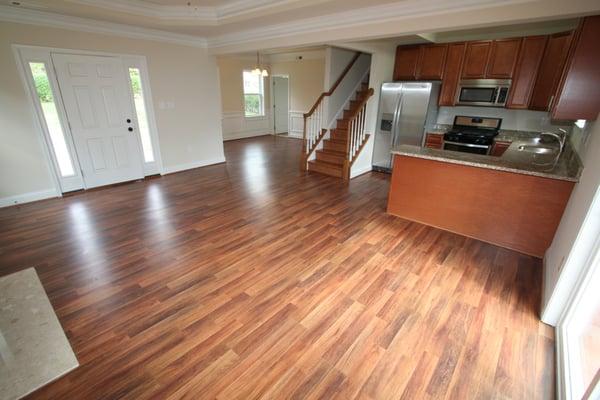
557 186 600 399
272 75 289 135
15 46 162 193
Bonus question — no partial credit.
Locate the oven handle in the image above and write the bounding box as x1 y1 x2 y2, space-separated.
443 141 490 149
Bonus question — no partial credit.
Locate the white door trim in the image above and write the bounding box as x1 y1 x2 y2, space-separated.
12 44 163 194
555 187 600 399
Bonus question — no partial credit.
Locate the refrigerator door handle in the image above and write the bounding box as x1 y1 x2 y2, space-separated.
391 93 404 147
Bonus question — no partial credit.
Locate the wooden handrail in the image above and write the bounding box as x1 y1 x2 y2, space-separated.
304 52 361 118
345 88 374 122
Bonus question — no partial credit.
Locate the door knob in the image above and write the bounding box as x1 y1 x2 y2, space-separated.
126 118 131 123
128 127 133 132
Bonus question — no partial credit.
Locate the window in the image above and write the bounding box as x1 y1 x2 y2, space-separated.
28 62 75 177
128 67 154 163
243 70 264 117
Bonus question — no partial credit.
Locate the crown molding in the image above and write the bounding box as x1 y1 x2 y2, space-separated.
207 0 535 49
0 5 208 48
67 0 313 24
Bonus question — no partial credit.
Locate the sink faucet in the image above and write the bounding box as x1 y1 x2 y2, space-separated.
541 129 566 156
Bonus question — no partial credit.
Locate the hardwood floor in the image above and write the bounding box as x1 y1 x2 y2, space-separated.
0 135 554 399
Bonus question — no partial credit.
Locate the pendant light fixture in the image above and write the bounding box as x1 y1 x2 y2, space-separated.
251 51 269 77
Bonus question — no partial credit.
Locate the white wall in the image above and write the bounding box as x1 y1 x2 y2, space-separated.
0 21 225 205
324 47 356 90
437 106 571 132
542 119 600 326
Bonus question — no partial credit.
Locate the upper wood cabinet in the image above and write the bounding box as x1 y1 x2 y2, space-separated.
529 31 574 111
506 36 547 109
461 41 492 79
486 38 522 78
394 46 420 80
552 16 600 121
439 43 466 106
417 44 448 80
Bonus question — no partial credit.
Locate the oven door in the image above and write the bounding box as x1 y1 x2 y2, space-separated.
443 141 490 155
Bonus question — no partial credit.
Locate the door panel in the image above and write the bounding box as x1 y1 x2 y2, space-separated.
486 38 521 78
461 41 491 79
395 82 432 147
273 76 289 134
529 30 574 111
52 53 144 188
506 36 547 109
394 46 420 80
439 43 466 106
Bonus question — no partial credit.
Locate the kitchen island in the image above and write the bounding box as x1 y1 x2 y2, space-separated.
387 138 581 258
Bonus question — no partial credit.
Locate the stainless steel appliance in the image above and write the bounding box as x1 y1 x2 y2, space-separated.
456 79 511 107
372 81 441 172
443 115 502 155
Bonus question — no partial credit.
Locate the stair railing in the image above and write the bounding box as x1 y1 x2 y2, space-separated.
300 52 361 171
343 88 375 179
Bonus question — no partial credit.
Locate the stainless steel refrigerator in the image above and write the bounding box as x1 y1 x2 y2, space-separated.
372 81 441 172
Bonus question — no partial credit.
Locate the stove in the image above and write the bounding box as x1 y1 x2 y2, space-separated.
443 116 502 155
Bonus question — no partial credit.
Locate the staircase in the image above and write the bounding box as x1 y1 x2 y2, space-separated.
300 52 374 180
308 82 372 178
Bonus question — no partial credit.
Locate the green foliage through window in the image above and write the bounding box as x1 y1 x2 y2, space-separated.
244 94 262 116
30 63 53 103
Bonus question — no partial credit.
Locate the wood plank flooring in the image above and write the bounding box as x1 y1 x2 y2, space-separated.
0 135 554 399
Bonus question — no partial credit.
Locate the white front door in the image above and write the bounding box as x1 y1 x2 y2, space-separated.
273 76 289 134
52 53 144 188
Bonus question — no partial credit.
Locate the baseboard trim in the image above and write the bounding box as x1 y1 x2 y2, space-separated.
223 131 273 141
287 132 303 139
0 188 60 208
162 157 226 174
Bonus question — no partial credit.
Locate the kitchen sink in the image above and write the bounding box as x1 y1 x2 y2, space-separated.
517 145 559 155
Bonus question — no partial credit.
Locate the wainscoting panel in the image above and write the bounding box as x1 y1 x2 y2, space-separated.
222 111 273 141
288 111 304 139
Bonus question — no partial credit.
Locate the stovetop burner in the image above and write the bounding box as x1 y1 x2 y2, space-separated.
443 115 502 146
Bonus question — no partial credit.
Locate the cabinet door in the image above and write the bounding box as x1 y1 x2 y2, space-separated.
552 16 600 121
486 38 522 78
529 31 574 111
461 41 491 79
506 36 547 109
439 43 466 106
394 46 420 80
424 133 443 149
417 44 448 80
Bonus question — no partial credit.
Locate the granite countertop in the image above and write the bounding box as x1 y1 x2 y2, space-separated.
393 129 582 182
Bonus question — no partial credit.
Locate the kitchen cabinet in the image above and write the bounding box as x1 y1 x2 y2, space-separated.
394 45 420 80
461 41 491 79
529 31 574 111
490 141 511 156
424 133 443 149
439 43 466 106
506 36 547 109
552 16 600 121
486 38 522 78
417 44 448 80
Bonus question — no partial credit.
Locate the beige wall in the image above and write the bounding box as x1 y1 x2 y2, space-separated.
0 21 224 202
270 58 324 112
217 56 324 114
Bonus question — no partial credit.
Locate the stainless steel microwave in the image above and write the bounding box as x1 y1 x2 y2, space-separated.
456 79 511 107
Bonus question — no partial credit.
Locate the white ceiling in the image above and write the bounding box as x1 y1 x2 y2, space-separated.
0 0 598 53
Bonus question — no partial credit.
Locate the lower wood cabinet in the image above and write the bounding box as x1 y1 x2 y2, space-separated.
490 141 511 156
424 133 443 149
